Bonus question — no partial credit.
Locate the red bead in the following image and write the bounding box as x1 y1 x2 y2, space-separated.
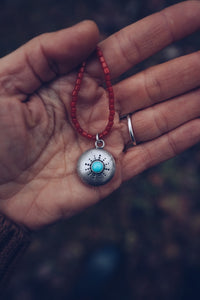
102 62 107 69
71 112 76 118
76 78 81 85
82 131 88 138
99 56 105 63
108 120 114 126
74 120 79 126
107 87 113 93
96 47 103 56
75 85 80 91
109 104 114 110
106 81 112 87
105 126 111 132
78 128 83 134
109 115 114 121
80 66 85 73
105 74 111 81
109 92 114 98
72 90 77 97
104 67 110 75
101 130 109 137
110 110 115 116
105 127 110 132
75 123 80 129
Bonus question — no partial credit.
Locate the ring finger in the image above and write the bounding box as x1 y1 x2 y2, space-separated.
120 88 200 145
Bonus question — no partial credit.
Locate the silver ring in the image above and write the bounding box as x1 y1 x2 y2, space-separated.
127 114 137 146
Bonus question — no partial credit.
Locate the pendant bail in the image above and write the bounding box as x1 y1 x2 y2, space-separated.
95 133 105 149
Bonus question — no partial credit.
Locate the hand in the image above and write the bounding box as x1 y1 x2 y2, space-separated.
0 2 199 230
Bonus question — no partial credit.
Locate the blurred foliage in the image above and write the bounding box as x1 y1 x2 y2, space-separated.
2 0 200 299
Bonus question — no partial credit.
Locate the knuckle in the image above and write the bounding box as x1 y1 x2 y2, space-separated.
167 133 179 156
152 106 169 136
114 30 142 68
143 68 162 104
159 10 176 43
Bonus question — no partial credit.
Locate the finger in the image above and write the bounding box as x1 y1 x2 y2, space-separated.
120 89 200 145
121 118 200 182
115 51 200 115
89 1 200 78
0 21 99 99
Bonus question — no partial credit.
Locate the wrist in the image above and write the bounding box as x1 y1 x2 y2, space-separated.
0 214 31 292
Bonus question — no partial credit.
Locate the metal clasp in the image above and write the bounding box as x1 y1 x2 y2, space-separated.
95 134 105 149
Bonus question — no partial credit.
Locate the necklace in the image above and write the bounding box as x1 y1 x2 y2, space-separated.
71 46 115 186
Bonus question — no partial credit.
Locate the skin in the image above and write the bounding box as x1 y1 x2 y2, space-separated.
0 1 199 230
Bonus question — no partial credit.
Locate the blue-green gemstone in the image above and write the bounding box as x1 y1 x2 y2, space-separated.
91 161 104 173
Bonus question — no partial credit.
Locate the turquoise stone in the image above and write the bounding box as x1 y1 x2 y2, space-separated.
91 160 104 173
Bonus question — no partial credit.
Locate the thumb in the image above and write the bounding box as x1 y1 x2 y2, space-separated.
0 20 99 97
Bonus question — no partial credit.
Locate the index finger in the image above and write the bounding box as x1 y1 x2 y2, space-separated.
0 21 99 99
89 1 200 79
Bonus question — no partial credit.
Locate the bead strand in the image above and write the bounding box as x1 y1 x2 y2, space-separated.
96 46 115 139
71 47 115 140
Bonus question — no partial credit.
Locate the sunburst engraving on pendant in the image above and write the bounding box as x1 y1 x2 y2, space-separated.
77 148 115 186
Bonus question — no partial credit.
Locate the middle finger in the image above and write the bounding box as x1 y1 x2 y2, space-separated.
115 51 200 115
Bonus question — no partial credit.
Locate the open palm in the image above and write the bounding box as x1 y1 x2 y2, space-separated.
0 2 200 230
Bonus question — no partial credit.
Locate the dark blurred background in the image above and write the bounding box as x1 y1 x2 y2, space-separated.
2 0 200 299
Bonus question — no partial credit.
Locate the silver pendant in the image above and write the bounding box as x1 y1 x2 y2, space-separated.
77 136 115 186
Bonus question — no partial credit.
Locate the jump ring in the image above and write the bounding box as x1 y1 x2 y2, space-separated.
95 134 105 149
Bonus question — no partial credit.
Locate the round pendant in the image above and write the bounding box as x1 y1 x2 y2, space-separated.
77 148 115 186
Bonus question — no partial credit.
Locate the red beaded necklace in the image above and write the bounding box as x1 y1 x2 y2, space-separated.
71 46 116 187
71 46 115 140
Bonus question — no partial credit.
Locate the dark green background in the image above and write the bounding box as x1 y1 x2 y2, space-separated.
2 0 200 299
